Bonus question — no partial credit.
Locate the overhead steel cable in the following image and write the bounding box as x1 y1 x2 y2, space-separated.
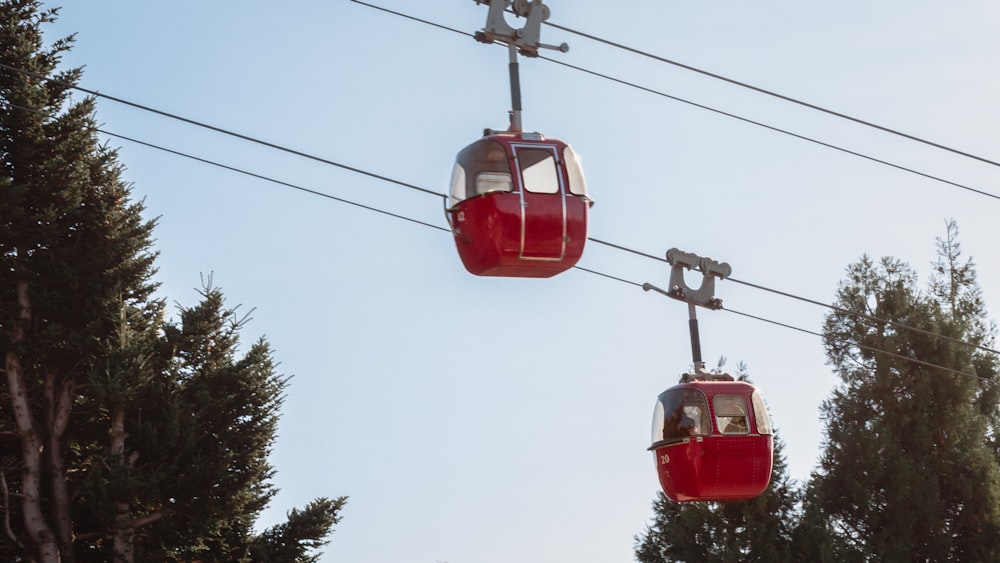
102 117 999 372
87 126 998 381
723 308 984 381
435 0 999 169
585 236 1000 358
540 19 1000 169
29 111 988 382
727 276 1000 357
100 129 449 233
0 62 444 200
4 70 996 360
573 265 644 288
588 237 666 263
535 55 1000 201
347 1 1000 202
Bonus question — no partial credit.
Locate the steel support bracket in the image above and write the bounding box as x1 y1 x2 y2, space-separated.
473 0 568 57
663 247 731 310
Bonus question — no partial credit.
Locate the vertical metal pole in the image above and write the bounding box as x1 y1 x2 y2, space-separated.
687 303 704 370
508 43 523 132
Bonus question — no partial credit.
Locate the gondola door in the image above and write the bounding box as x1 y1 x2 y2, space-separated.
512 144 566 261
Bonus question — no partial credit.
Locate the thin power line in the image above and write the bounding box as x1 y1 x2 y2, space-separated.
0 62 444 200
724 308 983 381
728 276 1000 357
586 238 1000 358
536 56 1000 201
100 129 449 233
5 68 997 361
439 0 998 169
347 1 1000 202
345 2 1000 356
588 237 665 263
100 125 994 382
541 19 1000 169
573 265 644 288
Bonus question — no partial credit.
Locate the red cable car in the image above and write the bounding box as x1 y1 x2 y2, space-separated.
446 130 591 277
649 372 774 502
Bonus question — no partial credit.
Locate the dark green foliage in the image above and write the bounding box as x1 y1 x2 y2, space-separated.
635 223 1000 561
787 482 847 563
73 286 298 562
2 2 159 560
247 497 349 563
1 2 345 560
805 222 1000 560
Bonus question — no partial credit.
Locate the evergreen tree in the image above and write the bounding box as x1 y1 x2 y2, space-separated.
0 2 346 561
805 224 1000 560
931 221 1000 463
1 1 159 559
634 367 798 563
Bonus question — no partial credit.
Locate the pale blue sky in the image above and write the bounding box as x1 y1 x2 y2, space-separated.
43 2 1000 561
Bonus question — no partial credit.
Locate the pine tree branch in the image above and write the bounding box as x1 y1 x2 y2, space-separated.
72 510 173 545
127 509 170 529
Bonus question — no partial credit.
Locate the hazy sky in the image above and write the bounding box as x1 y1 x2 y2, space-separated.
41 1 1000 561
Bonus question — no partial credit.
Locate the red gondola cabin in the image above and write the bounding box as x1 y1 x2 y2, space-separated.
649 375 774 502
447 131 591 277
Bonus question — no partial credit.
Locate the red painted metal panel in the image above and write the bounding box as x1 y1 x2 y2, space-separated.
448 133 588 277
651 380 774 502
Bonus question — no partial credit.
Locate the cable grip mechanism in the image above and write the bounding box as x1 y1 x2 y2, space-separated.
643 247 733 372
656 248 731 310
473 0 569 56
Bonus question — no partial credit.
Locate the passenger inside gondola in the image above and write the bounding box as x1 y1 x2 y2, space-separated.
714 395 749 434
659 388 710 441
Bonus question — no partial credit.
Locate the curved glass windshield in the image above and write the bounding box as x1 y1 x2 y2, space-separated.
651 387 710 446
751 390 773 435
449 140 513 208
563 145 588 198
448 163 466 209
